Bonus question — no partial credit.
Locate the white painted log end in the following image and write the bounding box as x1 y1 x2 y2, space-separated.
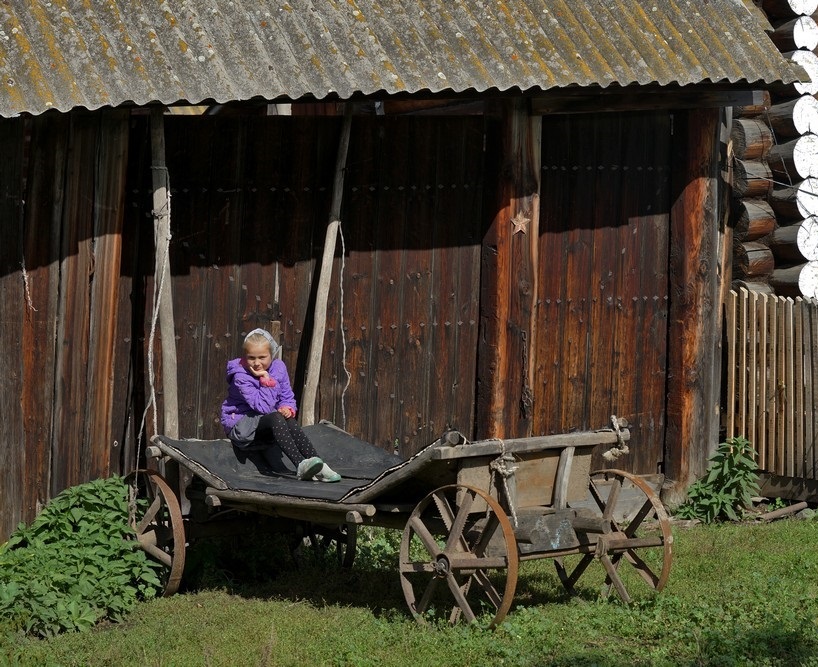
791 50 818 95
793 133 818 178
797 216 818 260
796 177 818 217
789 0 818 17
798 260 818 297
793 15 818 50
793 94 818 135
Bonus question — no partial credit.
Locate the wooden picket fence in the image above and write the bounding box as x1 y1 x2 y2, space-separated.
725 288 818 479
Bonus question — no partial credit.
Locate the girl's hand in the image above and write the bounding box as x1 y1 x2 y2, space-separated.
278 406 295 419
242 359 269 380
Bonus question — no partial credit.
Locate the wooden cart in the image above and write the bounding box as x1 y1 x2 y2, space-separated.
130 420 671 628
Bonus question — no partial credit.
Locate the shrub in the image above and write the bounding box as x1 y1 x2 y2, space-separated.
0 476 163 637
675 436 760 523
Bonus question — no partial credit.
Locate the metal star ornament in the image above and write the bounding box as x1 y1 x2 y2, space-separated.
511 211 530 235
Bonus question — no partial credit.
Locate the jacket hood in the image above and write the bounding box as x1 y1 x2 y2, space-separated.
226 358 246 379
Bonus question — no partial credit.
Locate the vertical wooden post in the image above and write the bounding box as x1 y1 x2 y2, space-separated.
476 99 541 439
151 107 179 439
301 105 353 426
665 108 722 491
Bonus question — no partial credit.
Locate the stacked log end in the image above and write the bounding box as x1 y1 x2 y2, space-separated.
730 1 818 299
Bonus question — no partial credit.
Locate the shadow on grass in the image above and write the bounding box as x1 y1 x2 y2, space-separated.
180 530 412 619
691 625 818 667
540 625 818 667
179 530 608 622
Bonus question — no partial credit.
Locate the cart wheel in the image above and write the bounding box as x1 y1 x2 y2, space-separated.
306 523 358 568
399 484 518 628
125 469 186 596
555 469 672 603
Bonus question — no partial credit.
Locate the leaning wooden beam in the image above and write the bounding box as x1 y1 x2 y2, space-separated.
150 107 179 439
301 105 353 426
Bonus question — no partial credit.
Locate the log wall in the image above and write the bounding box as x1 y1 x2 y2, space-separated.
733 1 818 298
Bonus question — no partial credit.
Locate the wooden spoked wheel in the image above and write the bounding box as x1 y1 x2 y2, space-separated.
555 469 672 603
306 523 358 568
125 469 186 596
399 484 518 628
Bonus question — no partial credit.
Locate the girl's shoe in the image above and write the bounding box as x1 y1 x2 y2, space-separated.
313 463 342 483
297 456 324 480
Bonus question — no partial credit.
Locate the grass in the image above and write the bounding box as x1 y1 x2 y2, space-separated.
3 519 818 666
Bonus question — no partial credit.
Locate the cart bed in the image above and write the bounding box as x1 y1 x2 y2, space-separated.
151 421 631 509
152 422 409 503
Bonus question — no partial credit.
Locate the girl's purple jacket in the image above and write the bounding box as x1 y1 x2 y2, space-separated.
219 358 298 434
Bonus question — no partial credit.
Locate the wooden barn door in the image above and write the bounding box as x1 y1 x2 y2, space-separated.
534 111 672 474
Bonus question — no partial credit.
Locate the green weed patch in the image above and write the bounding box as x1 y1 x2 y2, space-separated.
0 476 163 638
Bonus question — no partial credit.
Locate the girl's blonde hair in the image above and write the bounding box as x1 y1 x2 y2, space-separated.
243 328 280 357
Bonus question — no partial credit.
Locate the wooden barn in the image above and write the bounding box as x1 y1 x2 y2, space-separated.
721 0 818 502
0 0 803 538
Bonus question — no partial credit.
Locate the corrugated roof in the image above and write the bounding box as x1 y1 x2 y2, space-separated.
0 0 802 118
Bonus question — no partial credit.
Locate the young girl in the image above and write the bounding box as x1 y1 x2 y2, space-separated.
220 328 341 482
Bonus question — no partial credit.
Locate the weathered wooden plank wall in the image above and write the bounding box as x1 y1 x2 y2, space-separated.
144 116 484 456
0 110 131 537
160 117 336 439
534 111 672 473
21 114 66 520
86 110 130 478
2 107 687 540
323 117 484 454
0 117 26 540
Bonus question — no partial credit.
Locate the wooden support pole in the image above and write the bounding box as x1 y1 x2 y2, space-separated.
150 107 179 439
666 108 722 492
301 105 353 426
476 98 541 439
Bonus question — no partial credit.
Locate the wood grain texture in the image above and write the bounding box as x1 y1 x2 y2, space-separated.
666 108 722 485
535 111 671 475
476 99 541 440
0 117 26 538
86 109 130 477
52 113 97 494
